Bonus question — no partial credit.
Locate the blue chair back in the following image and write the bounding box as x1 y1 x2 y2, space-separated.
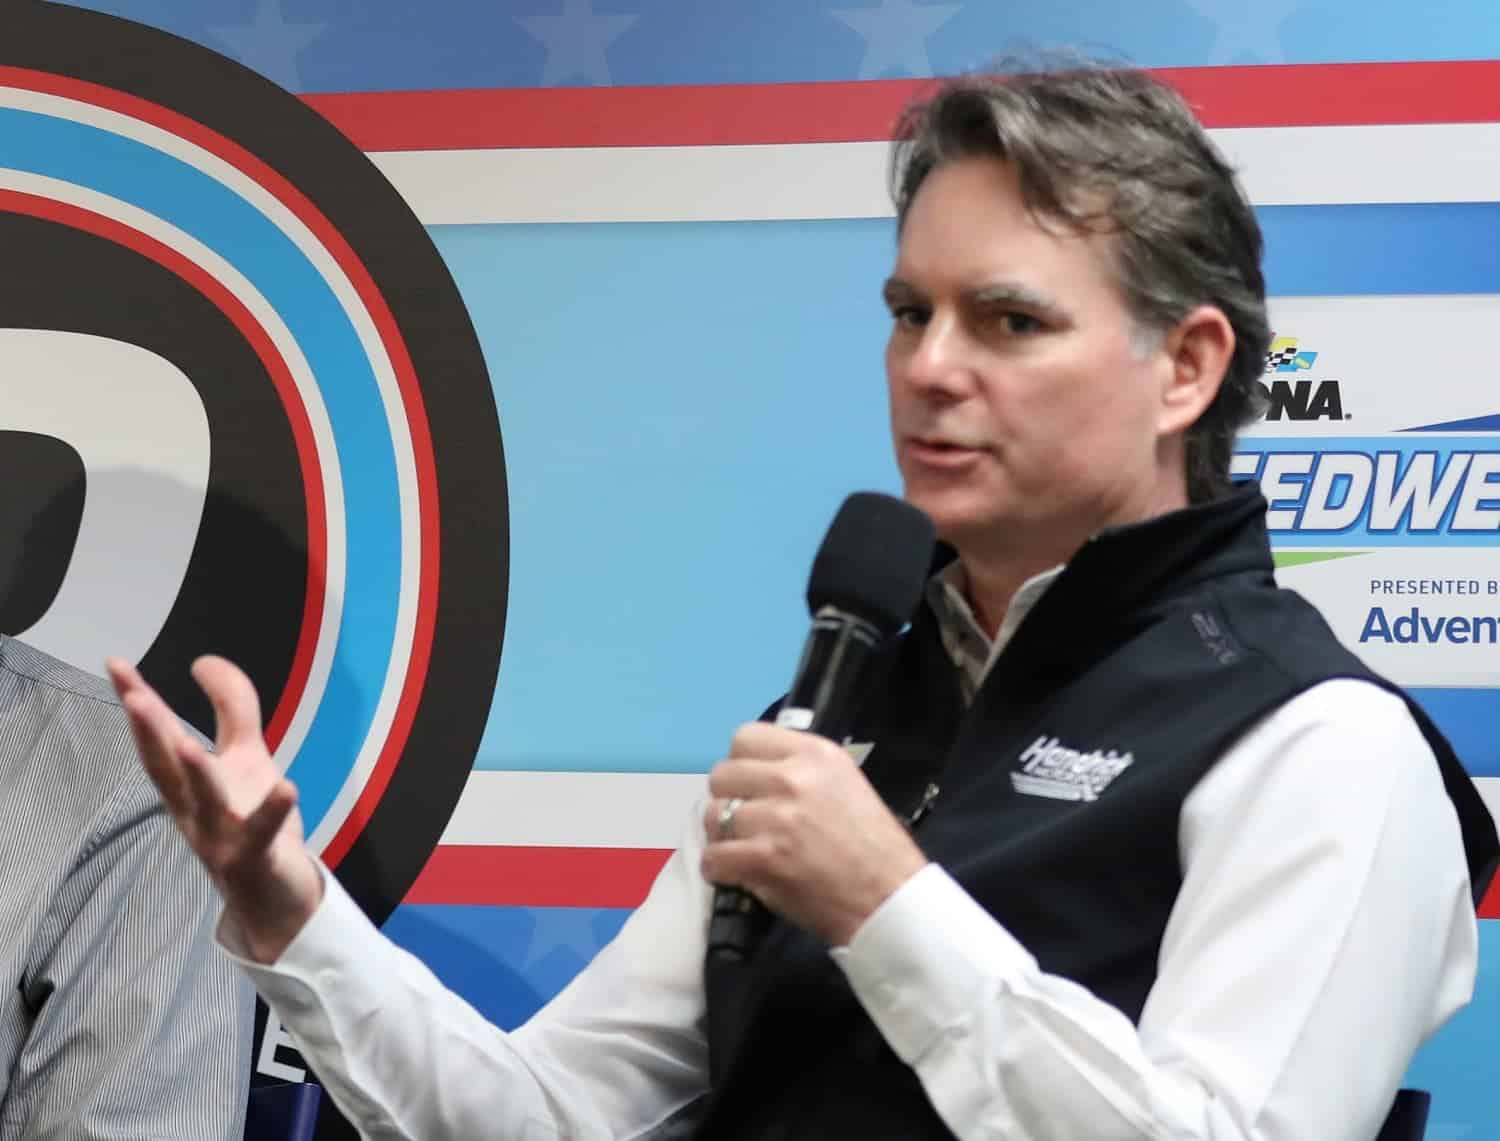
244 1081 322 1141
1375 1088 1430 1141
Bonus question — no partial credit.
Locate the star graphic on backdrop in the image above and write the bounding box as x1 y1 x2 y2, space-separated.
520 909 623 974
207 0 326 91
517 0 639 87
1185 0 1302 65
831 0 962 81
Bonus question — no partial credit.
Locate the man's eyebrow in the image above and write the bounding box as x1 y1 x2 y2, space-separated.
881 277 1066 318
969 281 1065 316
881 277 920 305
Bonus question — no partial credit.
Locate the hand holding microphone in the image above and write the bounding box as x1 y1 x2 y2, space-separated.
703 492 936 956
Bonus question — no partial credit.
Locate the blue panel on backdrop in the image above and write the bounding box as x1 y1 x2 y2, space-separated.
1405 920 1500 1136
382 904 632 1030
61 0 1500 93
434 219 903 774
1261 203 1500 296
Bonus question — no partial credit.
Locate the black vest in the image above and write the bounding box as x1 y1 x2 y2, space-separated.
694 484 1499 1141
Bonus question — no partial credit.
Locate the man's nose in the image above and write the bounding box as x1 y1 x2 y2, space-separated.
902 315 973 397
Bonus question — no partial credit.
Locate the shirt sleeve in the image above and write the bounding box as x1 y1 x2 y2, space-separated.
227 804 715 1141
831 678 1479 1141
8 776 254 1140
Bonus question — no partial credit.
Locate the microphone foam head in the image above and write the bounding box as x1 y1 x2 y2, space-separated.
807 492 937 635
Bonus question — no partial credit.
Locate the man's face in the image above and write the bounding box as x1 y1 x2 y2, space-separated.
884 156 1181 556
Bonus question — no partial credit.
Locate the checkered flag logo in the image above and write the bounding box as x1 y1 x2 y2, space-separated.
1266 340 1298 372
1264 335 1318 374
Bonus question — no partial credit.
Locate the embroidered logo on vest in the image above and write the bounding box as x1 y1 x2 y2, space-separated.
1011 735 1134 801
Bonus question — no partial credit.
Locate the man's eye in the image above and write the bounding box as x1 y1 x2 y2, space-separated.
997 311 1043 335
890 305 929 328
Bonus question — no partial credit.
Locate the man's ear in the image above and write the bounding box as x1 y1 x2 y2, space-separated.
1157 305 1236 436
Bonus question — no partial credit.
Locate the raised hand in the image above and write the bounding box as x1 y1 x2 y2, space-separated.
106 655 324 963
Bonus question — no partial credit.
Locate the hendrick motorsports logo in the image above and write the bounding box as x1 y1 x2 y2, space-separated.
1258 334 1348 422
0 2 508 922
1011 735 1134 802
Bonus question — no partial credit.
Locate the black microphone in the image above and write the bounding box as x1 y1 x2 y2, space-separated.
706 492 937 963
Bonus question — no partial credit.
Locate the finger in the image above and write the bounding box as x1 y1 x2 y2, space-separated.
234 779 299 865
175 736 237 833
104 656 144 702
703 797 722 840
108 659 178 753
191 655 265 752
700 836 778 896
702 796 787 847
702 796 751 842
113 666 182 758
707 758 795 801
117 684 197 817
728 721 806 759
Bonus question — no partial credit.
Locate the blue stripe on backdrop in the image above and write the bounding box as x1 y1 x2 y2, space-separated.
1409 689 1500 778
382 904 632 1030
61 0 1500 93
1262 202 1500 297
438 203 1500 776
385 900 1500 1131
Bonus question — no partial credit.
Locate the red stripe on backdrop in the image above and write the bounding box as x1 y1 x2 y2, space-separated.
1480 876 1500 920
303 60 1500 152
406 844 1500 917
412 848 1500 919
406 846 673 908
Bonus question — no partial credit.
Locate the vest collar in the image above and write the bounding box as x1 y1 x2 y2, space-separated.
931 481 1272 673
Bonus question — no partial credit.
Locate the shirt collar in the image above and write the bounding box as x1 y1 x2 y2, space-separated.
926 558 1063 703
922 481 1273 703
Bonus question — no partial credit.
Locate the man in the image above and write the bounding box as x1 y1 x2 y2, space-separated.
0 635 252 1137
109 64 1497 1140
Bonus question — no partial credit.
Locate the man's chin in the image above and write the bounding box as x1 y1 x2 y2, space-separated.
904 493 1010 549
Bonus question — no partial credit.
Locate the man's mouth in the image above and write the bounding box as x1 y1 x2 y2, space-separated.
905 435 986 462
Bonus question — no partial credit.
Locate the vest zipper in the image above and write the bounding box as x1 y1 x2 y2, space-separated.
908 781 940 828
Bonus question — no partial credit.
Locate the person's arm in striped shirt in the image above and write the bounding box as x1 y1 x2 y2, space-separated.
11 765 254 1139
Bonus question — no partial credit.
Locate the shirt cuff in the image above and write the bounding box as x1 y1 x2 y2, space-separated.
217 861 370 982
831 863 1036 1066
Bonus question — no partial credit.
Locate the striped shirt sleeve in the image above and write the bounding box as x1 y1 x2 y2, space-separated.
5 772 254 1140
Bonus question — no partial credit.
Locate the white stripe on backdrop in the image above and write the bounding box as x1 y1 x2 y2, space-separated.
368 123 1500 226
439 770 705 848
441 771 1500 851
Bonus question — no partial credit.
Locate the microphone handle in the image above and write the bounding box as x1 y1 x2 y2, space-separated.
706 611 885 964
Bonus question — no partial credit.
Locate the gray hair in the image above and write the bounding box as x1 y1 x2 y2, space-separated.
891 64 1270 503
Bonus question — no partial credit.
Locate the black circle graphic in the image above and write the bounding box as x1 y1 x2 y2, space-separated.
0 1 509 924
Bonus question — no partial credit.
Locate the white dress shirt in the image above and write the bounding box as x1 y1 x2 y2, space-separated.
222 571 1478 1141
